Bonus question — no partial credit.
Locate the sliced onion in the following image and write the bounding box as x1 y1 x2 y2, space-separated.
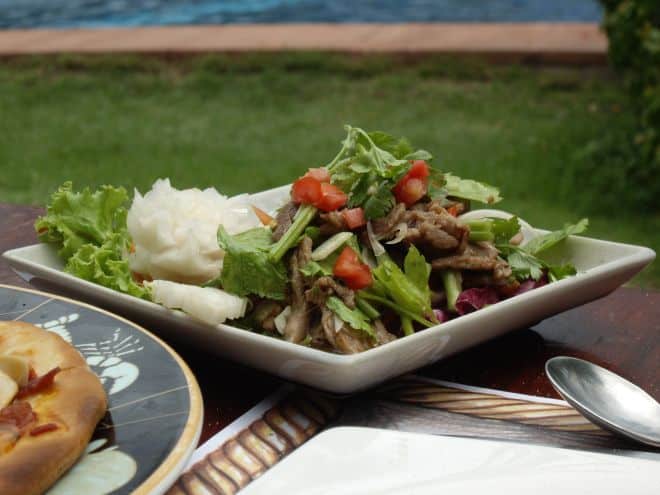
366 221 386 257
385 222 408 245
311 232 353 261
334 314 344 333
273 306 291 335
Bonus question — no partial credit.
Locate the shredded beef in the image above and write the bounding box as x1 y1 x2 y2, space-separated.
371 203 407 238
371 201 469 255
334 327 372 354
373 319 397 345
305 276 355 308
430 242 511 283
283 236 313 343
431 242 499 271
318 210 347 236
272 201 298 242
402 202 469 254
321 306 338 349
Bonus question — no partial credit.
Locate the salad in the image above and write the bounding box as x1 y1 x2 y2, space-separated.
35 125 587 354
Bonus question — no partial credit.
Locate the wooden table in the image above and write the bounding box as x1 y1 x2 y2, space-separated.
1 203 658 444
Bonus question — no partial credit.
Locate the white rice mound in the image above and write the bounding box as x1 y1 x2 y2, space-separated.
127 178 260 285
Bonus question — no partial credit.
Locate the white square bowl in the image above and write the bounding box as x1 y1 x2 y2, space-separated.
3 185 655 393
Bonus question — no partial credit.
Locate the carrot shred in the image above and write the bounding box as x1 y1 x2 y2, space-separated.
252 205 274 226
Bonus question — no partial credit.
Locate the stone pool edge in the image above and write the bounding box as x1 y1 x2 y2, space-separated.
0 23 607 64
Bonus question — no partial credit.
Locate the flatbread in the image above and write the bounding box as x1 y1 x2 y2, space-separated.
0 321 107 495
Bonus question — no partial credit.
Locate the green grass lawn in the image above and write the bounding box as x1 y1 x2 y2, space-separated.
0 54 657 287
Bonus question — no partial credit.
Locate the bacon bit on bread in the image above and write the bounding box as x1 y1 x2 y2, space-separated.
16 367 60 399
0 402 37 432
29 423 59 436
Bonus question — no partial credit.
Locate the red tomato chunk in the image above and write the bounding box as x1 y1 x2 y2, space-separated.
393 160 430 206
315 183 348 212
303 167 331 183
333 246 372 290
291 176 323 206
341 208 366 229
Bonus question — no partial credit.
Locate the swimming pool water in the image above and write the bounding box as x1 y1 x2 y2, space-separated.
0 0 603 30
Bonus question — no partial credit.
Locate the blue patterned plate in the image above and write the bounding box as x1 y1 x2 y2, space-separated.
0 284 203 495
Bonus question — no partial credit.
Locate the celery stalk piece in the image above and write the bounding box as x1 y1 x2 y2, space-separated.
269 204 317 262
441 269 462 313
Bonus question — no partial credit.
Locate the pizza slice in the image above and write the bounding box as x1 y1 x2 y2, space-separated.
0 321 107 495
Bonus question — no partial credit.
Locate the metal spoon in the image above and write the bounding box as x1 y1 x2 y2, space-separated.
546 356 660 448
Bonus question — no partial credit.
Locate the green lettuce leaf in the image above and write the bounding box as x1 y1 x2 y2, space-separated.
35 182 150 298
35 181 130 259
66 233 150 299
325 296 375 339
217 226 288 300
443 173 501 204
523 218 589 255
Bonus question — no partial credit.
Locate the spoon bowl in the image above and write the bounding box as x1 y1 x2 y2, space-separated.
546 356 660 448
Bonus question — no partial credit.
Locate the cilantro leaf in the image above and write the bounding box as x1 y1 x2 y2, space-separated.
523 219 589 255
427 166 447 200
327 125 431 219
404 149 433 161
490 217 521 244
403 245 431 301
217 226 288 300
326 296 375 339
548 263 578 282
362 183 396 220
367 131 414 159
506 248 545 281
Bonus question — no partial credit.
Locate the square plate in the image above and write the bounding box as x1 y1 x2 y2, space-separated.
240 427 660 494
2 185 655 394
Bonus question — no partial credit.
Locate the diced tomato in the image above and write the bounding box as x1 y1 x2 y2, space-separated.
343 265 373 290
252 205 274 226
292 174 347 211
341 208 366 229
446 204 459 217
29 423 59 436
333 246 372 290
394 177 427 206
0 402 37 431
291 176 323 206
16 367 60 399
314 183 348 212
303 167 331 183
408 160 430 179
393 160 430 206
